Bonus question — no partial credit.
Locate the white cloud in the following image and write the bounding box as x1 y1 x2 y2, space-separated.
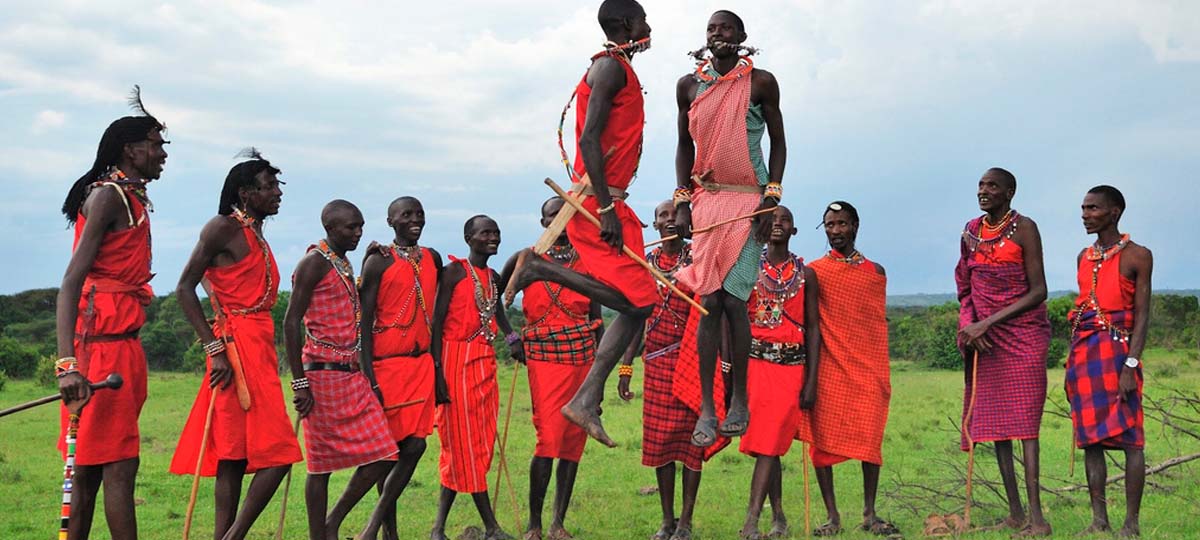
31 109 67 133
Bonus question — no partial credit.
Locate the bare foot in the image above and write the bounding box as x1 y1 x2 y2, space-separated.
1116 524 1139 538
1076 521 1111 536
522 528 542 540
561 400 616 447
545 525 573 540
767 517 789 539
1012 521 1051 537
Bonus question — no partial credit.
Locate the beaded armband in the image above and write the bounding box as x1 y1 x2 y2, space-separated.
504 332 521 347
763 182 783 201
203 339 227 357
596 202 616 215
55 357 79 378
618 364 634 377
291 377 310 391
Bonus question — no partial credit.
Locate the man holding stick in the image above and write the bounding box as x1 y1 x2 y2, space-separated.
506 0 658 448
1067 185 1152 538
284 200 397 540
171 150 302 540
358 196 444 540
54 87 166 540
673 10 787 446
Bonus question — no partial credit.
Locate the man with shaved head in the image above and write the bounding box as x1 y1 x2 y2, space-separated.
284 200 398 540
954 167 1052 536
358 196 445 540
673 9 788 447
1067 185 1152 538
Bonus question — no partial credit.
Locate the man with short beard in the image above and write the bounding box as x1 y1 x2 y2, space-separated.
954 167 1052 536
55 87 167 540
807 201 898 537
284 200 398 540
358 197 445 540
171 150 303 540
673 9 787 447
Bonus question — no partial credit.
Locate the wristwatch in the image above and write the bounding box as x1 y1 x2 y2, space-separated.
1124 357 1140 368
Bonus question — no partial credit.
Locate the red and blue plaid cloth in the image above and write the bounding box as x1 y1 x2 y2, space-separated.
1065 309 1143 449
521 320 600 365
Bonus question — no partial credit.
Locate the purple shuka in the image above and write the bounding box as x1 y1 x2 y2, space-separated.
955 217 1051 451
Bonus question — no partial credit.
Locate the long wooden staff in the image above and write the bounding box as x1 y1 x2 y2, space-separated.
0 374 124 418
491 362 522 531
57 374 123 539
802 442 811 537
183 390 218 539
544 178 709 316
274 416 302 540
201 279 252 411
962 350 980 530
645 207 777 248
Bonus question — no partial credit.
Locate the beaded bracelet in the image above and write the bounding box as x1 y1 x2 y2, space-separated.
672 187 692 207
291 377 310 391
618 364 634 377
596 202 616 215
203 339 227 357
763 182 783 201
504 332 521 347
55 357 79 378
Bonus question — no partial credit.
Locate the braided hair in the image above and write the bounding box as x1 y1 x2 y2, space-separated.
61 86 165 224
219 148 281 215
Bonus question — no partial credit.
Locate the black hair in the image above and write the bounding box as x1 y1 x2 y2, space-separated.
541 196 564 215
218 148 281 216
598 0 644 35
62 86 165 224
320 199 360 229
1088 185 1126 212
388 196 421 215
712 10 745 32
823 200 860 226
986 167 1017 191
464 214 492 236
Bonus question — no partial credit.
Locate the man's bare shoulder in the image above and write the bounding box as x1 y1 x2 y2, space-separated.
200 214 241 238
873 261 886 276
751 67 777 84
79 183 126 221
1125 241 1153 263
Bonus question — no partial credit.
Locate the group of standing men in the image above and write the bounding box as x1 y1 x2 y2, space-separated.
46 1 1153 539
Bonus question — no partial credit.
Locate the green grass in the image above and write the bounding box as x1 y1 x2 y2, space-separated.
1 348 1198 539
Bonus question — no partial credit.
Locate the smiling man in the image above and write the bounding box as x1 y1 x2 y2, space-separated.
171 150 303 540
954 167 1052 536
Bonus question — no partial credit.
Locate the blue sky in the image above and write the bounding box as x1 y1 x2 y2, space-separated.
2 1 1197 295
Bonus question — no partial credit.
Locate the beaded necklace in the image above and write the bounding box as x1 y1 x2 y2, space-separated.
1070 234 1131 342
826 249 865 265
309 240 361 355
981 209 1015 233
547 243 577 264
647 245 692 331
694 55 753 83
962 210 1021 255
226 207 275 315
466 261 498 341
752 250 804 329
374 244 431 336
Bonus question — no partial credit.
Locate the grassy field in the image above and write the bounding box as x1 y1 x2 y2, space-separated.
1 348 1197 539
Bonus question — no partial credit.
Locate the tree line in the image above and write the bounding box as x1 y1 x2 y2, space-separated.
0 288 1196 381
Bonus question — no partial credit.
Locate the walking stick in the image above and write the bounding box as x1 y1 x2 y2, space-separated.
492 362 522 531
0 374 124 418
962 350 980 530
543 178 709 316
274 416 302 540
802 442 811 537
183 390 219 539
644 207 778 248
57 374 123 539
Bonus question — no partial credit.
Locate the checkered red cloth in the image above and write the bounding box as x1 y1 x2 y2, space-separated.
673 299 731 460
1066 309 1143 448
955 229 1051 450
675 66 762 298
301 251 360 363
642 276 706 470
808 253 890 466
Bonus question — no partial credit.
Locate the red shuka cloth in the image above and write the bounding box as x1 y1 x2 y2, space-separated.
808 252 890 467
171 225 302 476
740 255 812 457
1066 244 1142 448
566 52 657 309
522 263 594 461
675 63 762 298
372 246 438 442
674 301 731 460
436 258 500 493
59 185 152 465
299 254 396 474
955 215 1050 450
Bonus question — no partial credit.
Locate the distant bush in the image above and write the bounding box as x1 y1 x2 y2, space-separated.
0 370 7 392
0 336 40 378
35 356 57 389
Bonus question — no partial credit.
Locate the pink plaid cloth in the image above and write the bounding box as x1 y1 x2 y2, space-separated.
955 222 1051 450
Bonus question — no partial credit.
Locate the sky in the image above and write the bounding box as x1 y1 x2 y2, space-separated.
2 0 1197 295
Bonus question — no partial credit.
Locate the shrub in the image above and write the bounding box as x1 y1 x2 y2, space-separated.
0 369 7 392
35 355 58 388
0 336 40 378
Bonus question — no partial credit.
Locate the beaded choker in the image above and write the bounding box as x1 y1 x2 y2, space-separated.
694 56 753 83
392 243 422 263
1086 234 1130 261
547 244 577 264
827 250 865 265
603 37 652 58
962 210 1021 255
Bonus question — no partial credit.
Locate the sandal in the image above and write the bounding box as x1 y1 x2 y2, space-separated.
813 521 843 537
862 517 900 536
719 405 749 437
650 520 676 540
691 415 719 447
522 530 543 540
669 527 692 540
